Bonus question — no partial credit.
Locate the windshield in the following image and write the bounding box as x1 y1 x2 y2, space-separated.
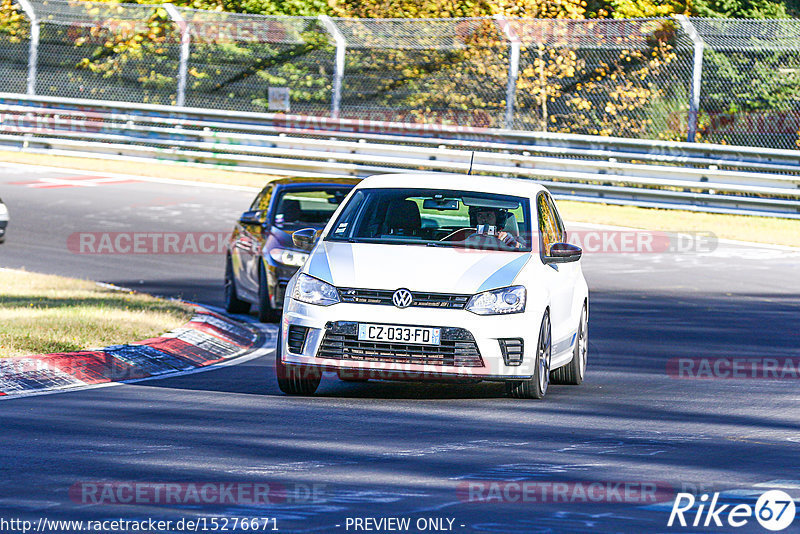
326 188 532 252
273 188 351 231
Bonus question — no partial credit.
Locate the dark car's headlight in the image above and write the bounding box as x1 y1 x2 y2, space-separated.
466 286 526 315
291 273 339 306
269 248 309 267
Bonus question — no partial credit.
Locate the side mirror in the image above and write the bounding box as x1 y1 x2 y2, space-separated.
239 210 264 226
292 228 318 250
543 242 582 264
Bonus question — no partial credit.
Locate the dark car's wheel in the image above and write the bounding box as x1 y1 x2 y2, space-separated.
224 256 250 314
275 327 321 395
258 263 282 323
551 304 588 385
506 310 551 400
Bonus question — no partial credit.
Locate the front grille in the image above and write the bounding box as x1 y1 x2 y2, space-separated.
337 288 470 309
318 321 484 367
499 338 524 366
287 325 309 354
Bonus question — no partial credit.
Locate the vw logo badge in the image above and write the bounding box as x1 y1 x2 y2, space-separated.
392 289 413 309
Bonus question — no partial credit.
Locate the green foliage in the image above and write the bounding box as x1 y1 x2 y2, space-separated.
607 0 688 17
691 0 789 18
0 0 29 41
330 0 586 18
223 0 331 16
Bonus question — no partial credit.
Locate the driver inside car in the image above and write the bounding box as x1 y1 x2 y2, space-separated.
468 206 524 249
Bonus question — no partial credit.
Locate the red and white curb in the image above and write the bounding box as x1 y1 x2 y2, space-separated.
0 308 264 398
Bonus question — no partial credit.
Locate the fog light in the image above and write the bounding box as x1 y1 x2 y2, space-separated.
499 338 524 366
287 325 309 354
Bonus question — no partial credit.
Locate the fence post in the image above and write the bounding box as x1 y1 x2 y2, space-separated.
319 15 346 118
676 15 704 143
494 15 520 130
163 4 190 107
17 0 39 95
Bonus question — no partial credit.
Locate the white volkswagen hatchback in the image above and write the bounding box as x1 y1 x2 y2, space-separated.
276 173 588 399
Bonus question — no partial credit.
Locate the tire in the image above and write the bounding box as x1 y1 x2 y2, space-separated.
258 263 282 323
506 310 551 400
224 256 250 314
275 326 321 395
551 304 588 385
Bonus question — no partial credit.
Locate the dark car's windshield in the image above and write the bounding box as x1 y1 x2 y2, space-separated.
273 188 351 230
326 188 532 252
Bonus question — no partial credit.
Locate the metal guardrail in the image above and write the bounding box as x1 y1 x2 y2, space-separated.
1 93 799 219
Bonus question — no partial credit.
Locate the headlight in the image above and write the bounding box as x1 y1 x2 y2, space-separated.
269 248 309 267
291 273 339 306
466 285 526 315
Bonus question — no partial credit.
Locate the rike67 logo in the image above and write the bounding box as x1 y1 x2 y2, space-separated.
668 490 796 531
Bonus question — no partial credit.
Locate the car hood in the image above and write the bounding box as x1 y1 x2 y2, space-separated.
305 241 531 294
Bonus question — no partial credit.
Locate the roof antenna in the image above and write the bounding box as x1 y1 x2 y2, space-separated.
467 151 475 175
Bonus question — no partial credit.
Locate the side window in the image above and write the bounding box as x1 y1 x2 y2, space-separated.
250 185 274 212
537 194 561 255
545 194 566 241
248 185 274 224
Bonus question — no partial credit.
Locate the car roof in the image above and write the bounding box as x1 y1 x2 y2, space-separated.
355 173 548 198
271 177 360 188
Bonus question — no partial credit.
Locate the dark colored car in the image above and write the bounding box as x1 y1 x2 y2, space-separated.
224 177 359 322
0 197 8 243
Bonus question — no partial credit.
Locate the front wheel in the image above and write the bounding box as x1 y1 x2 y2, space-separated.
551 304 588 385
506 310 551 399
275 327 321 396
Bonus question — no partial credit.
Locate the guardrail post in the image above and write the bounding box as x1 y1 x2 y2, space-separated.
319 15 346 118
494 15 520 130
163 4 191 107
17 0 39 95
676 15 704 143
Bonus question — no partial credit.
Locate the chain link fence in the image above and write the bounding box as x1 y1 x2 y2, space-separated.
333 18 510 128
509 18 696 141
691 17 800 149
1 0 799 149
0 0 31 94
180 9 334 114
29 0 182 103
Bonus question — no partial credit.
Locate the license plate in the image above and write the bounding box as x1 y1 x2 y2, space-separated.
357 324 441 345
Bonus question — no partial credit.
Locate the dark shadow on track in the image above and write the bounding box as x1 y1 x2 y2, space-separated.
139 290 800 400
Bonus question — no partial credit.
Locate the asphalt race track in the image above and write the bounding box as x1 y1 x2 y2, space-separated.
1 162 799 533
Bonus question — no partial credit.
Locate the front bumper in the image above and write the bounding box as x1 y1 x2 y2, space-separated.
282 299 539 380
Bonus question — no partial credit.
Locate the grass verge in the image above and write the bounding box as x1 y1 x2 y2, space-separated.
0 269 194 358
0 150 797 248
